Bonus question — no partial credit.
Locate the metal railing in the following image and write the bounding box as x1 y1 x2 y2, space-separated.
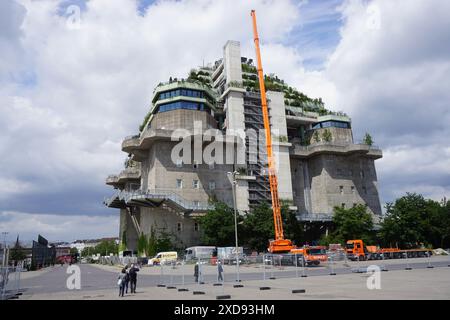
297 213 333 222
104 189 212 211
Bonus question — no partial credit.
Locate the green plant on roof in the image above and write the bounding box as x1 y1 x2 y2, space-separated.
322 129 332 142
363 133 373 146
313 130 320 143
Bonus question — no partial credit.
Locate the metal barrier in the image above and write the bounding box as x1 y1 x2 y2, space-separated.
0 264 23 300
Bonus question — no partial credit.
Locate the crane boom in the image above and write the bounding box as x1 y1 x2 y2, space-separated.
251 10 294 253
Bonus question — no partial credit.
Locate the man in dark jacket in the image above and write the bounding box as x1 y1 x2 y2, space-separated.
194 263 199 283
129 263 140 293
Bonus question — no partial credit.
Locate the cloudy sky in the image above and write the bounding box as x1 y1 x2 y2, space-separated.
1 0 449 243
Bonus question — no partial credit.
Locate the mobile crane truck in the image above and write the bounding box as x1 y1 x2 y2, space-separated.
251 10 328 266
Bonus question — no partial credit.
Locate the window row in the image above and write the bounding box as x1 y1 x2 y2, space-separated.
156 101 211 114
313 121 350 129
175 160 215 170
176 179 216 190
159 88 204 100
177 222 200 232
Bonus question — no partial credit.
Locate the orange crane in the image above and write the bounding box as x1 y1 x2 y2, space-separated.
251 10 295 253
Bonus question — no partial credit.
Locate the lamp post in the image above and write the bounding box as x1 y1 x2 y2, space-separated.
1 232 8 267
227 171 240 282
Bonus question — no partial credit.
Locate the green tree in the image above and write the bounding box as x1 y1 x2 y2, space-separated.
329 204 374 244
241 202 274 252
322 129 332 142
242 202 303 252
363 132 373 146
198 201 242 246
69 247 79 256
93 240 118 256
313 130 320 143
137 232 148 257
147 226 157 257
156 230 173 252
10 237 26 263
380 193 448 248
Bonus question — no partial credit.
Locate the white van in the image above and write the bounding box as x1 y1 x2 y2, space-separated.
148 251 178 266
184 246 216 261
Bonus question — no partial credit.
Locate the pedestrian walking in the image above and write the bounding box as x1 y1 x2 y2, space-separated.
217 261 223 281
117 268 127 297
129 263 140 293
194 262 199 283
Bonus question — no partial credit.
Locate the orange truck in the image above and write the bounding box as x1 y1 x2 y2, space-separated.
346 239 432 261
291 246 328 266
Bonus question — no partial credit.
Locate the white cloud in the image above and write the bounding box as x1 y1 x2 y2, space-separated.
0 210 119 242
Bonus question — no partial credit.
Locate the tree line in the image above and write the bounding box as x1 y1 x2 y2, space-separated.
199 193 450 251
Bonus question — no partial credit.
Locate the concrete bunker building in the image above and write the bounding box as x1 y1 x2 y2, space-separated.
104 40 382 252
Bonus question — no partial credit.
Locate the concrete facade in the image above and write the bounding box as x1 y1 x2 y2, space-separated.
105 40 383 252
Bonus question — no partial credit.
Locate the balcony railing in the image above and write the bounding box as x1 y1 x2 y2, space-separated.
104 189 212 211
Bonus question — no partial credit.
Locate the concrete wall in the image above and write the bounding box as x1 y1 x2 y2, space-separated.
150 109 217 131
290 153 382 217
139 207 202 248
142 141 234 205
267 91 293 201
309 127 353 144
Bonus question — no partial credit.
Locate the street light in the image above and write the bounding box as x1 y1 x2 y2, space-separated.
1 232 8 267
227 171 240 282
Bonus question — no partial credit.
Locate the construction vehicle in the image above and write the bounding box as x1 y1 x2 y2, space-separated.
346 239 432 261
251 10 295 254
291 246 328 266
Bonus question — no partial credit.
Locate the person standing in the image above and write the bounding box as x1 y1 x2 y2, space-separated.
118 268 127 297
129 263 140 293
194 262 199 283
217 261 223 282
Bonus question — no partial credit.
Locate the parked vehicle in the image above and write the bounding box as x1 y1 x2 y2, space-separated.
184 246 216 261
290 246 328 266
148 251 178 265
346 239 433 261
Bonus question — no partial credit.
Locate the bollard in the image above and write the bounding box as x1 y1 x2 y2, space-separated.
404 252 412 270
295 254 299 278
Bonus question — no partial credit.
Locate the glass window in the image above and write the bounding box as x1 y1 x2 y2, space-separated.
176 179 183 189
339 186 344 194
176 159 183 168
209 181 216 190
194 223 199 232
193 201 200 208
177 222 182 232
351 186 355 194
341 203 345 208
192 180 199 189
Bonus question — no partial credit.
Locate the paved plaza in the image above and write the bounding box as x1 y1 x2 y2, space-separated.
5 256 449 300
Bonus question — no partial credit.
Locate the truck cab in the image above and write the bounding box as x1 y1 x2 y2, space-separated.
346 240 366 261
291 246 328 266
